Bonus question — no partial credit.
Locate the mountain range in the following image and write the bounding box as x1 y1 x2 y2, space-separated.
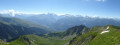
1 13 120 31
0 13 120 45
1 23 120 45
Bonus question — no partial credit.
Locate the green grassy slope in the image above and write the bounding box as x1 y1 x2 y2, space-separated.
1 25 87 45
69 25 120 45
87 25 120 45
1 34 71 45
1 24 120 45
0 21 50 41
0 24 88 45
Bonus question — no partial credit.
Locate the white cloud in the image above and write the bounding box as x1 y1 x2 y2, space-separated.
0 9 16 17
0 9 41 16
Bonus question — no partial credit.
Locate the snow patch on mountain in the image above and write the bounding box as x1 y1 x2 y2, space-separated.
100 26 110 34
100 30 110 34
106 26 109 30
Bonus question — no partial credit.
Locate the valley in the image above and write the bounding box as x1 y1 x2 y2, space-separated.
0 16 120 45
0 15 120 45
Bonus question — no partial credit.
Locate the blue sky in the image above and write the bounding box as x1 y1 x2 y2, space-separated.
0 0 120 17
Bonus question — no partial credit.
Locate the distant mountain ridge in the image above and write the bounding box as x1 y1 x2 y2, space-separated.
20 14 120 31
1 13 120 31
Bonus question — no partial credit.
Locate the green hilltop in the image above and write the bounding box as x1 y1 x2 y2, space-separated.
70 25 120 45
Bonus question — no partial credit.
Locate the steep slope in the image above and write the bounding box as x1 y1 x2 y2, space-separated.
69 25 120 45
62 25 89 36
0 39 9 45
0 21 49 41
46 25 89 38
